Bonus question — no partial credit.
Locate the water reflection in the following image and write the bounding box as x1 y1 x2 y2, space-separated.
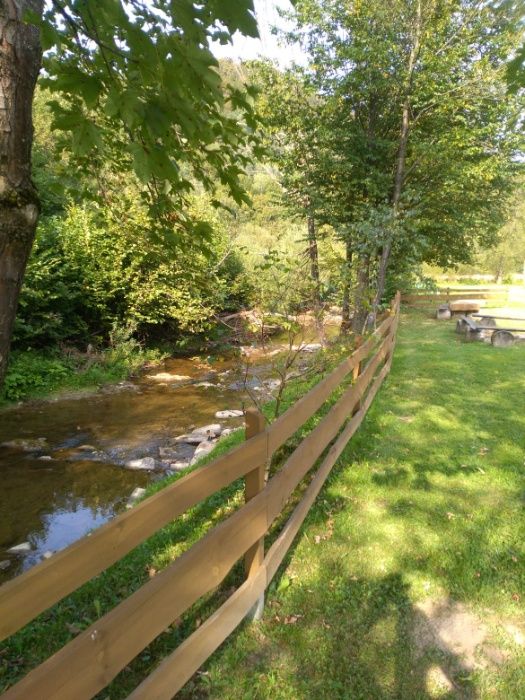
0 323 333 583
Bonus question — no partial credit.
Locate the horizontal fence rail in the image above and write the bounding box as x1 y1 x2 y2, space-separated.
402 287 509 306
0 293 401 700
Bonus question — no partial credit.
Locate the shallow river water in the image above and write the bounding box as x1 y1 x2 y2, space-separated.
0 333 324 583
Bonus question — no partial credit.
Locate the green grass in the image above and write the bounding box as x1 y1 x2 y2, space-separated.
0 345 164 405
195 310 525 699
1 311 524 699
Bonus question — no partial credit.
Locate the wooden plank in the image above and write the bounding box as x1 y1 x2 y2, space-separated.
265 352 393 584
1 335 387 699
0 430 267 642
473 314 525 322
1 487 270 699
243 408 266 620
265 336 390 524
126 327 399 700
267 313 394 453
403 292 507 303
127 570 266 700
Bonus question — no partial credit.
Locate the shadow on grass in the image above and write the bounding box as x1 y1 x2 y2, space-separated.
192 313 524 699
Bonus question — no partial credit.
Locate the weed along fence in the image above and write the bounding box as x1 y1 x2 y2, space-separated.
0 293 401 700
402 287 509 307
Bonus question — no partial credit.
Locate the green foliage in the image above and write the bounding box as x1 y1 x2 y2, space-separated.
14 192 245 349
21 1 263 251
1 339 164 404
277 0 523 296
478 182 525 280
2 352 71 402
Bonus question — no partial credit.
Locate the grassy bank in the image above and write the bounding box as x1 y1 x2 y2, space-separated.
2 311 524 698
0 338 347 696
200 310 525 699
0 345 165 406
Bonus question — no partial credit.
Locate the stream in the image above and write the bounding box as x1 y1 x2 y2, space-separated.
0 327 329 584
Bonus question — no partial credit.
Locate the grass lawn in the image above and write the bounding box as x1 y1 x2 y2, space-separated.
1 310 524 699
190 309 525 700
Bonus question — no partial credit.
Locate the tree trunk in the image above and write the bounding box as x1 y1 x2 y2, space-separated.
306 214 325 341
351 254 370 334
307 214 321 306
373 0 421 308
341 237 352 333
0 1 42 388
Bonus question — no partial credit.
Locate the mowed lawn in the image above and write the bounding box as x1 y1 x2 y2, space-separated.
185 310 525 700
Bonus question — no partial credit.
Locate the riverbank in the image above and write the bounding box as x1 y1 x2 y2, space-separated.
199 310 525 699
0 346 166 406
0 308 340 408
3 311 523 698
0 332 350 694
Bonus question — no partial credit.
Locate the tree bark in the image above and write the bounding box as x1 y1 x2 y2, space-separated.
374 0 421 308
307 214 321 306
341 237 352 333
351 254 370 334
0 0 42 388
306 213 325 341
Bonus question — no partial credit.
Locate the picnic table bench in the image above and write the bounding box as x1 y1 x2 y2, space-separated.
436 300 480 320
456 315 524 347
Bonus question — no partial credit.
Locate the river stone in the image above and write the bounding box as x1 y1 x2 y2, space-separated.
158 446 180 459
38 455 53 461
8 542 31 554
0 560 11 570
194 382 215 388
1 437 48 452
174 434 209 445
215 409 243 419
146 372 191 383
169 460 191 471
174 424 222 444
301 342 322 352
125 457 156 470
190 440 216 465
194 423 222 436
42 550 54 560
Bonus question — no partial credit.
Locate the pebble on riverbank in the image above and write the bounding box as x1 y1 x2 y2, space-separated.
7 542 31 554
215 409 243 419
124 457 156 470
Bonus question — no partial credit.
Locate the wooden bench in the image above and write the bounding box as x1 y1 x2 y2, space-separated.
437 300 481 320
448 300 481 315
456 315 523 347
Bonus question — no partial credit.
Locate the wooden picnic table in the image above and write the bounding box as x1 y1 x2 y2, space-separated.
456 315 524 346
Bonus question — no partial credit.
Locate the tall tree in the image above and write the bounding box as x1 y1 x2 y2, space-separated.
287 0 522 319
0 0 259 387
0 0 43 389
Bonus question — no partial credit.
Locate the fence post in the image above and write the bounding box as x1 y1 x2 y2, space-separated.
244 407 266 621
386 293 401 366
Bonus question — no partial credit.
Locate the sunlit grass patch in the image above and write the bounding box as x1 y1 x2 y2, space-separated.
199 310 525 699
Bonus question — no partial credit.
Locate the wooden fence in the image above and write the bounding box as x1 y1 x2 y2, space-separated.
0 293 401 700
402 287 509 306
